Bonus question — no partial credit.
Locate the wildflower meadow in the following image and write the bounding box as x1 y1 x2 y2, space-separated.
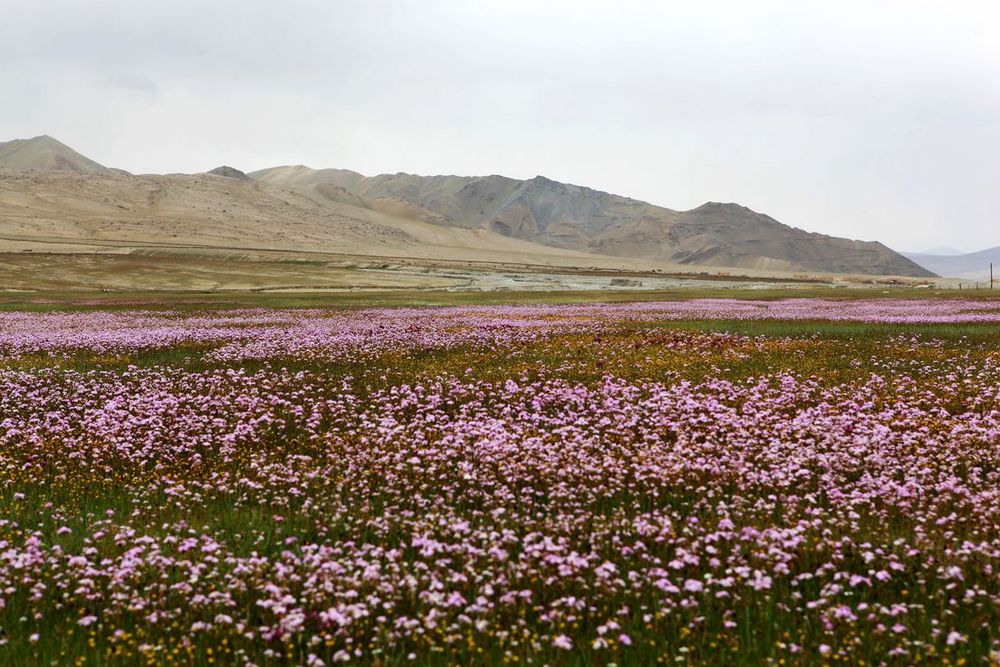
1 297 999 665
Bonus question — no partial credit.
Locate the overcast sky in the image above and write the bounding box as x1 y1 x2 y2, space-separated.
2 0 998 252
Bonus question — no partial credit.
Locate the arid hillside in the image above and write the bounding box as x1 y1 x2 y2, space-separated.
0 135 935 281
0 169 620 268
251 166 933 277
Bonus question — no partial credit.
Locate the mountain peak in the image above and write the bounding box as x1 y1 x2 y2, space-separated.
0 134 110 174
692 202 752 213
526 175 560 187
206 165 249 180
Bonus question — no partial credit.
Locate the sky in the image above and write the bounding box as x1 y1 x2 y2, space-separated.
2 0 999 252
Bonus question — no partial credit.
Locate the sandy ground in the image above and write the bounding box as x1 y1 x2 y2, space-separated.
0 254 461 292
0 250 953 293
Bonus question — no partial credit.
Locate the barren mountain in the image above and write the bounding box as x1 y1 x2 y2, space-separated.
0 169 619 269
0 135 111 174
206 165 250 180
0 136 935 279
251 166 933 277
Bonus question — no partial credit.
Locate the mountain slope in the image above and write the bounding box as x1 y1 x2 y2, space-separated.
251 166 934 277
0 135 111 173
0 169 623 268
904 247 1000 280
651 203 926 276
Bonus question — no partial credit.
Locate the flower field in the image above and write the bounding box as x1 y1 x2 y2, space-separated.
1 298 999 665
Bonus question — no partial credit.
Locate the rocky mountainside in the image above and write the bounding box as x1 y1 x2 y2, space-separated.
251 166 934 277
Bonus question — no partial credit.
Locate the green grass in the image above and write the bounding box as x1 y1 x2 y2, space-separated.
2 285 998 313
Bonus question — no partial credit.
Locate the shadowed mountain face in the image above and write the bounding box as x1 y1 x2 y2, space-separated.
0 135 111 174
251 166 935 277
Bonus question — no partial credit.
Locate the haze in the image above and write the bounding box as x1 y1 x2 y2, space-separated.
2 0 998 251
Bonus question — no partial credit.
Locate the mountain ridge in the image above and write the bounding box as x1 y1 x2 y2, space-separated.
0 135 935 278
251 164 933 277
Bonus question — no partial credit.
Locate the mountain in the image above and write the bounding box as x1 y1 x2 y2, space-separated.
0 135 935 278
904 247 1000 280
251 166 934 277
918 245 965 256
0 168 619 269
0 135 111 174
206 165 250 180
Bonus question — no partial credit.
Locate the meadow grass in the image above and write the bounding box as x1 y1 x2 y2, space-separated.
0 285 991 313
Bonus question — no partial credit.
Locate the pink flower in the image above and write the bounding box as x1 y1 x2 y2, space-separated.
552 635 573 650
683 579 704 593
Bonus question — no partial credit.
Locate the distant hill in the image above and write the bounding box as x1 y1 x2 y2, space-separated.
0 135 111 174
917 245 966 256
904 247 1000 280
252 166 934 277
206 166 249 180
